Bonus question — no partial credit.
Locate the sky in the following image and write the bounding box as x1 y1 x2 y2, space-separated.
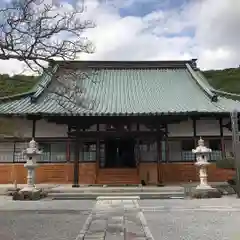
0 0 240 75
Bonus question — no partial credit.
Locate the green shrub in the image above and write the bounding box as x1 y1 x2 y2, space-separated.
216 157 235 170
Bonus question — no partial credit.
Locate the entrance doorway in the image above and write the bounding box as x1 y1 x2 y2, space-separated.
104 138 136 168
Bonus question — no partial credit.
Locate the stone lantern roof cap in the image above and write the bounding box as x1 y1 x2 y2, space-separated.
192 137 212 153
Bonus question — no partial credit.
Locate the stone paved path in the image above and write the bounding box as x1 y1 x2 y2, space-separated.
76 197 154 240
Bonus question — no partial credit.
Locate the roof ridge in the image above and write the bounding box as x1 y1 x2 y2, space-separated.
0 66 57 103
0 90 34 101
30 64 59 102
212 89 240 98
56 59 197 69
194 70 240 99
186 63 218 102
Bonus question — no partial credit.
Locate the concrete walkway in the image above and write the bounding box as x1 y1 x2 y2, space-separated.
77 196 154 240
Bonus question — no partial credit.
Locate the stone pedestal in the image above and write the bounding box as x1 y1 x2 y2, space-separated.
20 159 39 192
195 161 213 190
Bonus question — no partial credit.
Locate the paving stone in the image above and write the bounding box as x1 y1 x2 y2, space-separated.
78 197 154 239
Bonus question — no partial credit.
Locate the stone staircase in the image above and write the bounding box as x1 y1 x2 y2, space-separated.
97 168 140 185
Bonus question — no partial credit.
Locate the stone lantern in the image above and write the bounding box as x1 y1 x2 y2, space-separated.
20 139 42 193
192 137 221 198
192 137 212 189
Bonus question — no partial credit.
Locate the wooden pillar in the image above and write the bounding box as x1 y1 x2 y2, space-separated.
32 119 36 138
157 134 162 185
165 124 169 162
72 126 80 188
96 138 100 184
136 138 140 176
66 126 71 162
12 141 16 163
219 118 225 157
192 118 197 144
66 140 70 162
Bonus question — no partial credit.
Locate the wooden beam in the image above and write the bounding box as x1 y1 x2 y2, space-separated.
156 126 162 184
32 119 36 138
42 115 191 126
192 118 197 147
12 141 16 163
67 131 163 139
165 123 169 163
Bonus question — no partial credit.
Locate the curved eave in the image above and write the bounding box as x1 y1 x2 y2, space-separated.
0 111 230 118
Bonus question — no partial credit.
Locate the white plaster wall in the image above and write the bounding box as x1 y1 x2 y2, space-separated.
168 141 181 161
224 139 233 154
0 142 14 162
89 124 97 131
196 119 221 136
0 117 234 138
36 119 67 137
139 124 150 131
99 124 105 131
0 118 33 138
0 118 68 138
168 119 193 137
222 118 233 136
168 119 224 137
139 142 157 161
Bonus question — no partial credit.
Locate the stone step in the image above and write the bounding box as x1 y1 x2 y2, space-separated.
97 180 140 184
48 186 184 193
48 191 185 200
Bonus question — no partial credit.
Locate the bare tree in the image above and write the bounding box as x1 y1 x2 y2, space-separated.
0 0 97 112
44 66 99 113
0 0 94 72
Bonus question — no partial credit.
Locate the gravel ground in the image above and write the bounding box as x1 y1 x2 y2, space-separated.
140 198 240 240
0 197 240 240
144 210 240 240
0 210 89 240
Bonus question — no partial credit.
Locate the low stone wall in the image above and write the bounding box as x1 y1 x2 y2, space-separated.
0 162 234 184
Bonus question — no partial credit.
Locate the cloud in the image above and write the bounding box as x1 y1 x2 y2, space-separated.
80 0 240 70
0 0 239 75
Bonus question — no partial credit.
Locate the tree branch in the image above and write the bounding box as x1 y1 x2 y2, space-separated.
0 0 95 73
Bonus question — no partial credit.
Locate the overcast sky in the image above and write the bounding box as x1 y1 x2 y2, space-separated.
0 0 240 75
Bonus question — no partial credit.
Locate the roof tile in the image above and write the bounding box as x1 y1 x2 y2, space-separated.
0 62 238 116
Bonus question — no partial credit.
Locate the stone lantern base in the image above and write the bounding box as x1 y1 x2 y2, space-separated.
12 188 48 201
191 188 222 199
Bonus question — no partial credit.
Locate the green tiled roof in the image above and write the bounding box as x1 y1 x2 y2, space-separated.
0 60 238 116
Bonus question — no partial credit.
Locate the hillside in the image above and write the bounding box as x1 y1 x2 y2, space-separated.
0 67 239 97
203 67 240 94
0 74 37 97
